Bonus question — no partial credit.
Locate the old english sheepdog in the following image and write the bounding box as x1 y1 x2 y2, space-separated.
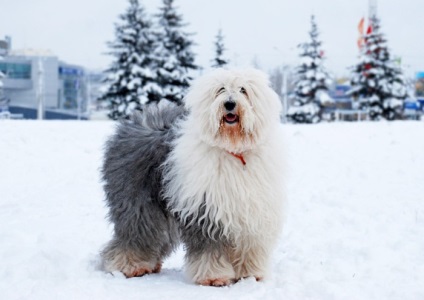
100 68 285 286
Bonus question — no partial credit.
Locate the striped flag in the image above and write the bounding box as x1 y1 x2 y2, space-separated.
357 17 365 49
358 17 365 34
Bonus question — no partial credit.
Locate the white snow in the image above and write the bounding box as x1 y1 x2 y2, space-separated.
316 89 333 104
0 120 423 300
288 102 320 116
383 98 404 109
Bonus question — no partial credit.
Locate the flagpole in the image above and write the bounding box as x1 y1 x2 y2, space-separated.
37 57 44 120
369 0 377 19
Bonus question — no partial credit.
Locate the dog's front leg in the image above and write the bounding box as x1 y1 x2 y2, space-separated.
181 228 236 286
185 246 236 286
236 245 269 282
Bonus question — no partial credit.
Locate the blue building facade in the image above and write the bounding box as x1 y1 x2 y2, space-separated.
0 39 88 120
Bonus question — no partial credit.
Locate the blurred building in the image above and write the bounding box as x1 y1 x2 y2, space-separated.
0 36 89 120
330 83 352 109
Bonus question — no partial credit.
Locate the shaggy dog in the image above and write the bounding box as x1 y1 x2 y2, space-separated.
101 68 285 286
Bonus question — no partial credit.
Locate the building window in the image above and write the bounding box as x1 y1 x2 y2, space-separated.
62 78 79 109
0 62 31 79
59 66 85 110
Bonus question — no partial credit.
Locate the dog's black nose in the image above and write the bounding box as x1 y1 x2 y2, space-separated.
224 101 236 111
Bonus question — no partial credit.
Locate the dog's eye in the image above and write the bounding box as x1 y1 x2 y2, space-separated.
240 87 247 96
216 87 225 96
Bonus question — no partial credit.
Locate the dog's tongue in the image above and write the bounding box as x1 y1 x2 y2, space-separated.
225 114 237 122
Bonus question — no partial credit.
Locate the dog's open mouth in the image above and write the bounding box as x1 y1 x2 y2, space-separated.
223 113 239 124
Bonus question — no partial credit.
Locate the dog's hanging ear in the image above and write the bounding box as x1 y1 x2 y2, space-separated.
244 68 282 122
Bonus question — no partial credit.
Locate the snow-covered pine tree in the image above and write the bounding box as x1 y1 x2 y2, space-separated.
211 29 229 68
349 15 408 120
287 15 332 124
154 0 198 104
99 0 161 120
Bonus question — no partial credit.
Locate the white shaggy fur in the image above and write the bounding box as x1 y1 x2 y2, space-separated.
164 68 285 283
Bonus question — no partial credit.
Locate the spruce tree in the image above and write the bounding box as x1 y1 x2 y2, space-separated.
154 0 198 104
287 15 332 124
100 0 161 120
349 15 408 120
211 29 229 68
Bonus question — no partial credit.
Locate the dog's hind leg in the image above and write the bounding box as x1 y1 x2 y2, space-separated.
101 239 159 277
101 201 180 278
100 106 184 278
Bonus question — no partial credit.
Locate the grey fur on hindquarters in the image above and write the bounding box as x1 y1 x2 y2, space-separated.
100 102 184 277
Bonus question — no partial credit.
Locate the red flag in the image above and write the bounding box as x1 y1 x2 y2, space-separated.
357 38 364 49
357 17 365 49
358 17 365 35
366 25 373 34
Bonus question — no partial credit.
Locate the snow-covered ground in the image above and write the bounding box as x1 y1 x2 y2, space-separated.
0 120 423 300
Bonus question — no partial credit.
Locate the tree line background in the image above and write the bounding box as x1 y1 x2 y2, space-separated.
99 0 414 123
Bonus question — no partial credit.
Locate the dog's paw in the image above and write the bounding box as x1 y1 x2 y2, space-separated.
197 278 235 287
122 262 162 278
152 262 162 273
123 266 153 278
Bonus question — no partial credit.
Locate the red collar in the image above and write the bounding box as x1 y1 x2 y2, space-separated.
227 151 246 166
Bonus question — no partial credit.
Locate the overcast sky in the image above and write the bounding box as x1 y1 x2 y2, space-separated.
1 0 423 77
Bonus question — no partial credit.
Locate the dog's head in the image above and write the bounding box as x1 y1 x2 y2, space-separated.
184 68 282 153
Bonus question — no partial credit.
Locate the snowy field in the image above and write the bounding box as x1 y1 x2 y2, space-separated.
0 120 423 300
